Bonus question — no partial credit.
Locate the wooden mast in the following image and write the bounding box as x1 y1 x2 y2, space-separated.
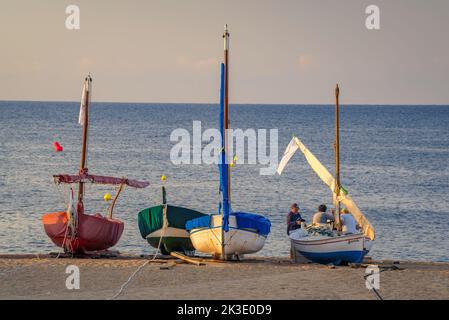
334 84 341 230
222 24 230 260
77 75 92 215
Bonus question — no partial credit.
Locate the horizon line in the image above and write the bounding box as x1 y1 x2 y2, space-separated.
0 99 449 107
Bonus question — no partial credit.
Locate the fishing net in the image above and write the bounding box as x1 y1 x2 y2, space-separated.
305 225 334 237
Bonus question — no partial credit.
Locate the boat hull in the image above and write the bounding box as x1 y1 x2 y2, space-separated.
42 211 124 253
290 231 372 265
138 205 206 254
146 227 195 255
189 215 267 259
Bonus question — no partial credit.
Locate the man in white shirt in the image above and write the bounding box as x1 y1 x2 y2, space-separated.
312 204 334 226
340 208 358 234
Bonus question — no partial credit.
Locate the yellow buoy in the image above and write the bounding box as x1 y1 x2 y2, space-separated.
230 155 237 168
103 193 111 201
161 175 167 182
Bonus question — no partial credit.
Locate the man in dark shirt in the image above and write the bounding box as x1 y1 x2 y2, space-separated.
286 203 305 235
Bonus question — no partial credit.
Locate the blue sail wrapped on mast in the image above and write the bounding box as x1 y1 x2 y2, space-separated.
219 63 230 232
185 26 271 260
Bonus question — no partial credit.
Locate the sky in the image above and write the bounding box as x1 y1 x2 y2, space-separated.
0 0 448 104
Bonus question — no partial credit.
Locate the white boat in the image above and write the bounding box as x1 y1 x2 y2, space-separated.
277 85 375 265
189 215 268 259
289 228 373 265
186 25 271 260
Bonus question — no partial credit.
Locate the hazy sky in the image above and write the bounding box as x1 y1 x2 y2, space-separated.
1 0 448 104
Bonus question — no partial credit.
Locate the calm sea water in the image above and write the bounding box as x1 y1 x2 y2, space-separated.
0 101 448 262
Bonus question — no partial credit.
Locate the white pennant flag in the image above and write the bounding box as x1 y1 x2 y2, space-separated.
276 137 299 175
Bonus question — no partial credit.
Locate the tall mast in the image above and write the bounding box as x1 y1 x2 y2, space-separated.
334 84 341 230
221 24 231 260
78 75 92 213
223 24 231 203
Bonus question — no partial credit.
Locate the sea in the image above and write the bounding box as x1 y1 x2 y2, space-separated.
0 101 448 262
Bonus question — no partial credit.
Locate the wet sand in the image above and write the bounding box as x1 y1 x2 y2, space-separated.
0 254 448 300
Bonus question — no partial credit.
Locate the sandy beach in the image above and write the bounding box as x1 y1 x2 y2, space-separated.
1 254 448 300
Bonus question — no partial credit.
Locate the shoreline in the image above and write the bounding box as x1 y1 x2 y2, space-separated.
1 253 449 265
1 254 448 300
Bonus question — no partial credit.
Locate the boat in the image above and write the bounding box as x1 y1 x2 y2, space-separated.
186 25 271 260
277 84 375 265
42 75 149 254
289 229 373 265
137 184 207 255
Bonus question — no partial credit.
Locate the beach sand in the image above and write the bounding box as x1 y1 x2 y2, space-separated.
0 254 448 300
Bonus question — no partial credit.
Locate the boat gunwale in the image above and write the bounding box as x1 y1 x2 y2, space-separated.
290 233 369 246
189 225 267 237
146 227 190 239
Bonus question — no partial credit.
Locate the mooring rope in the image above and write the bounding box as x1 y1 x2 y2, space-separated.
108 204 168 300
55 223 71 259
107 259 150 300
53 185 74 258
363 265 400 300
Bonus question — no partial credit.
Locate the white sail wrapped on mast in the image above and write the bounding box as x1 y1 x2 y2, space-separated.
78 77 91 125
277 136 375 240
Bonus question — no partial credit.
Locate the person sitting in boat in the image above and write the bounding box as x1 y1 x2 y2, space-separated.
286 203 305 234
340 208 358 234
312 204 334 227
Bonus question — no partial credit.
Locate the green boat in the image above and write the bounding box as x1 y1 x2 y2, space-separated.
137 186 207 255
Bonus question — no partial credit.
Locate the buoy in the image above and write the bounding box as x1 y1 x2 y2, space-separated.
103 193 111 201
53 141 63 152
230 155 237 168
161 175 167 182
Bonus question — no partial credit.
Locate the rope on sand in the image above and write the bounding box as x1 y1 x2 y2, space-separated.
363 264 402 300
108 259 150 300
108 205 168 300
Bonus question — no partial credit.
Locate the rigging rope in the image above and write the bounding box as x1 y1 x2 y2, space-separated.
53 184 74 258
